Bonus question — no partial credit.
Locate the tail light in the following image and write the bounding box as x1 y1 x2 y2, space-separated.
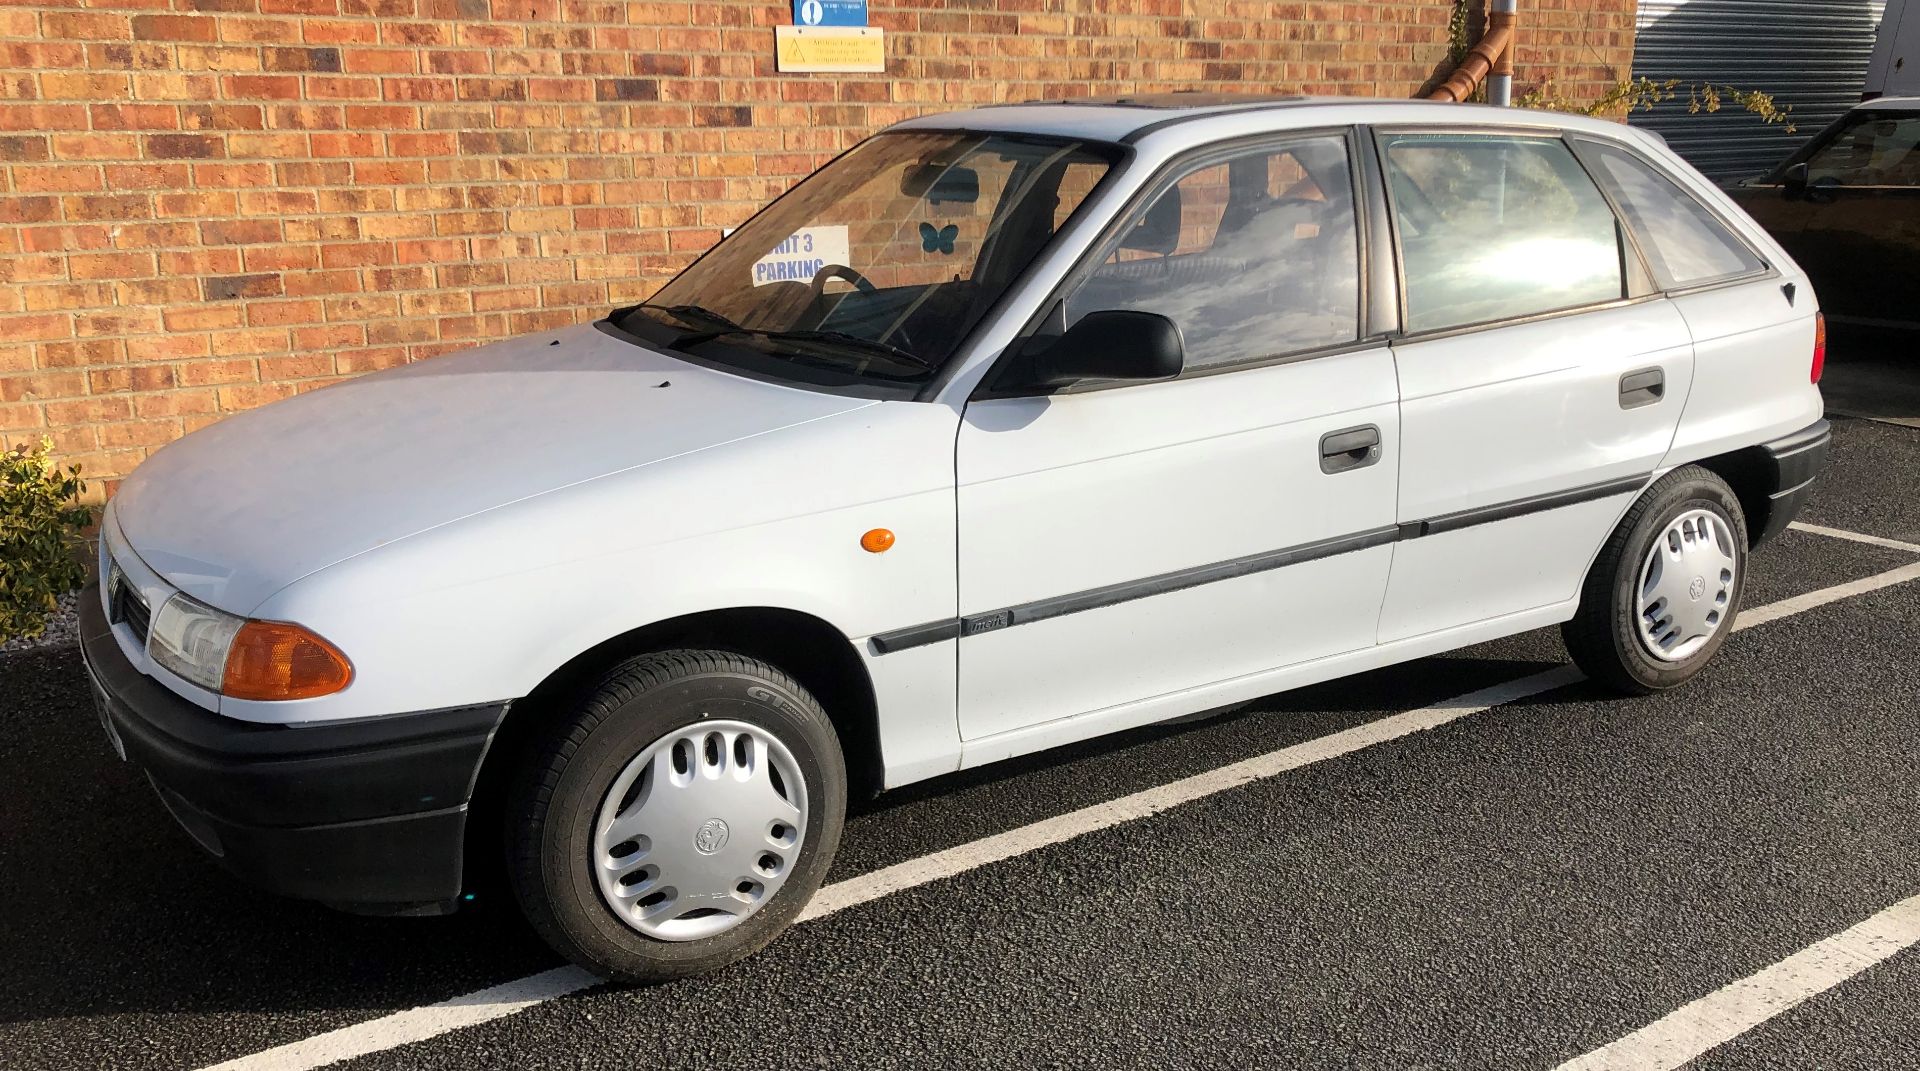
1811 312 1827 384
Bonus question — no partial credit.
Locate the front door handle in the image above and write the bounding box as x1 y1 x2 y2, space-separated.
1320 424 1382 474
1619 367 1665 409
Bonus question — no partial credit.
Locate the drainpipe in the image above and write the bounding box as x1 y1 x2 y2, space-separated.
1486 0 1516 106
1426 1 1519 104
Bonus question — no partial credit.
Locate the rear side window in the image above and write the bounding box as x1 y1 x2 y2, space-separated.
1381 133 1625 333
1581 140 1765 290
1800 110 1920 186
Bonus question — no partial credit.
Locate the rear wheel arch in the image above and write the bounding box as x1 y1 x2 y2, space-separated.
463 606 882 896
1690 446 1777 548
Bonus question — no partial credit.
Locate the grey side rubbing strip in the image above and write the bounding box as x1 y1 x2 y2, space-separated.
870 619 960 654
870 472 1650 654
991 525 1401 630
1412 473 1650 536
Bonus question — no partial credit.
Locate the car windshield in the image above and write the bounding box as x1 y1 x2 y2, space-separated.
610 131 1120 391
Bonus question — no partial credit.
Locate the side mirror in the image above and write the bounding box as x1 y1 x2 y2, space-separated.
1781 162 1810 200
1023 310 1184 390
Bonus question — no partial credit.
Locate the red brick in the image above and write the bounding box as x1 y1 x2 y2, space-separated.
133 15 220 42
146 133 225 159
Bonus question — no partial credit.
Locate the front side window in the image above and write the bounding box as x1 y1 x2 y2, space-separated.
1060 135 1361 372
1581 140 1764 290
1798 110 1920 186
1382 133 1625 333
615 132 1118 390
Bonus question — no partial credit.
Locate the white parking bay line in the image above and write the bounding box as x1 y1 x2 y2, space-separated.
1732 558 1920 630
1787 521 1920 556
198 557 1920 1071
200 968 601 1071
801 665 1581 922
1556 894 1920 1071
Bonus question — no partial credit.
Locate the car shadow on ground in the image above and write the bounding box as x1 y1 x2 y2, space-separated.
0 635 1561 1028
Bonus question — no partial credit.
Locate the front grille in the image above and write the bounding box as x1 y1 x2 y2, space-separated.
112 579 151 644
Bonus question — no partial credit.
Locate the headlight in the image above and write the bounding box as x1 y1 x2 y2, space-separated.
148 593 245 692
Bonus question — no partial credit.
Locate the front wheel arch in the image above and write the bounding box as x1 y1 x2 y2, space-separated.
463 607 881 898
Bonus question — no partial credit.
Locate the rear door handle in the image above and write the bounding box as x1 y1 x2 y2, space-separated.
1319 424 1381 474
1619 367 1665 409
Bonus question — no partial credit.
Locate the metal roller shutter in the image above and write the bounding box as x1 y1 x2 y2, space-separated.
1631 0 1887 182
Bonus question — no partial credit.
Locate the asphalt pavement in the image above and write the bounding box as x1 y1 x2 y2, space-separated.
2 411 1917 1071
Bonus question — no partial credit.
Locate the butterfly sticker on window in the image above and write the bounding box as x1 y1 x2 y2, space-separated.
919 222 958 255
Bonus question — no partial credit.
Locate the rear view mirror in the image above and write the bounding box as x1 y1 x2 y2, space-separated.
900 162 980 205
1021 310 1184 390
1781 161 1809 199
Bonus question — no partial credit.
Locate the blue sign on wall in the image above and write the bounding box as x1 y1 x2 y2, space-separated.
793 0 867 27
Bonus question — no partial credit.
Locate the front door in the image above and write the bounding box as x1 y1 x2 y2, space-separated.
954 132 1401 743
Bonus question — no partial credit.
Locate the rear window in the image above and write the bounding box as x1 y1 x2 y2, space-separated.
1580 140 1765 290
1381 133 1626 333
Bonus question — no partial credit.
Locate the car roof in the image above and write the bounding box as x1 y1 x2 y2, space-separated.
1855 95 1920 111
889 94 1659 151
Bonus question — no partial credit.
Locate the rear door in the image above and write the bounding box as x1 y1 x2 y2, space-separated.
1375 130 1697 643
1572 137 1819 464
952 131 1401 745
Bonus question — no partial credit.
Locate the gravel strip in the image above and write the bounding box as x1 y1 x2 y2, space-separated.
0 590 82 654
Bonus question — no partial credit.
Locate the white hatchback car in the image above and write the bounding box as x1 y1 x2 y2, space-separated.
81 95 1830 981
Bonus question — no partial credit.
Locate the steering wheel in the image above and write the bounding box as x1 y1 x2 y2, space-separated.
804 263 921 362
809 263 877 297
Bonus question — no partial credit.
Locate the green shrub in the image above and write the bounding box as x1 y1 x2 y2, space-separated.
1 438 92 644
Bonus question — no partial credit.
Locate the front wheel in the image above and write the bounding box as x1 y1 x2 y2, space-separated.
508 650 846 983
1563 466 1749 695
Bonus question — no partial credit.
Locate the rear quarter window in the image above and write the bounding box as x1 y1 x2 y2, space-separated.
1579 140 1765 290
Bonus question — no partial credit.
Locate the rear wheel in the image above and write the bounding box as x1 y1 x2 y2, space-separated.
1564 466 1749 694
508 650 846 982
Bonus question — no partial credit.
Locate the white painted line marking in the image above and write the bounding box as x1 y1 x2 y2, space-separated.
1732 559 1920 631
1556 894 1920 1071
1788 520 1920 556
195 561 1920 1071
802 666 1581 922
198 968 601 1071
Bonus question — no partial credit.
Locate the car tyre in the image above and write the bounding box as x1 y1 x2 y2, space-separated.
507 649 846 983
1564 465 1749 695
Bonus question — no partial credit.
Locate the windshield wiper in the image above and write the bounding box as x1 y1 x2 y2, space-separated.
753 329 938 374
625 302 748 335
674 325 938 375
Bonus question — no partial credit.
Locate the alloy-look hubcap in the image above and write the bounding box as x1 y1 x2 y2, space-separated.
591 720 807 942
1635 508 1738 662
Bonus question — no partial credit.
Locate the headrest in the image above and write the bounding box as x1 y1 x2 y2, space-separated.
1120 184 1182 256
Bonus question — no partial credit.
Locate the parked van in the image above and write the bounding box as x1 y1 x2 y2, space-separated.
1867 0 1920 99
80 96 1830 982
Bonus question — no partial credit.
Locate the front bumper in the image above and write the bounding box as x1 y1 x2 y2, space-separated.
78 586 509 911
1749 418 1832 546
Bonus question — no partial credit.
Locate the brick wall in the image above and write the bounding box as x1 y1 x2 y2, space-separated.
0 0 1636 497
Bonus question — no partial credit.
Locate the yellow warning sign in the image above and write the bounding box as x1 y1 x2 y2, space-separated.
775 25 885 73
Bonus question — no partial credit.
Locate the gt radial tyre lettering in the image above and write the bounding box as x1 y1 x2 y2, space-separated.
1563 465 1750 695
507 649 846 983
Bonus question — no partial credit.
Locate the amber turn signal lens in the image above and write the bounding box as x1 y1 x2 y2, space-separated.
860 528 896 553
222 620 354 701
